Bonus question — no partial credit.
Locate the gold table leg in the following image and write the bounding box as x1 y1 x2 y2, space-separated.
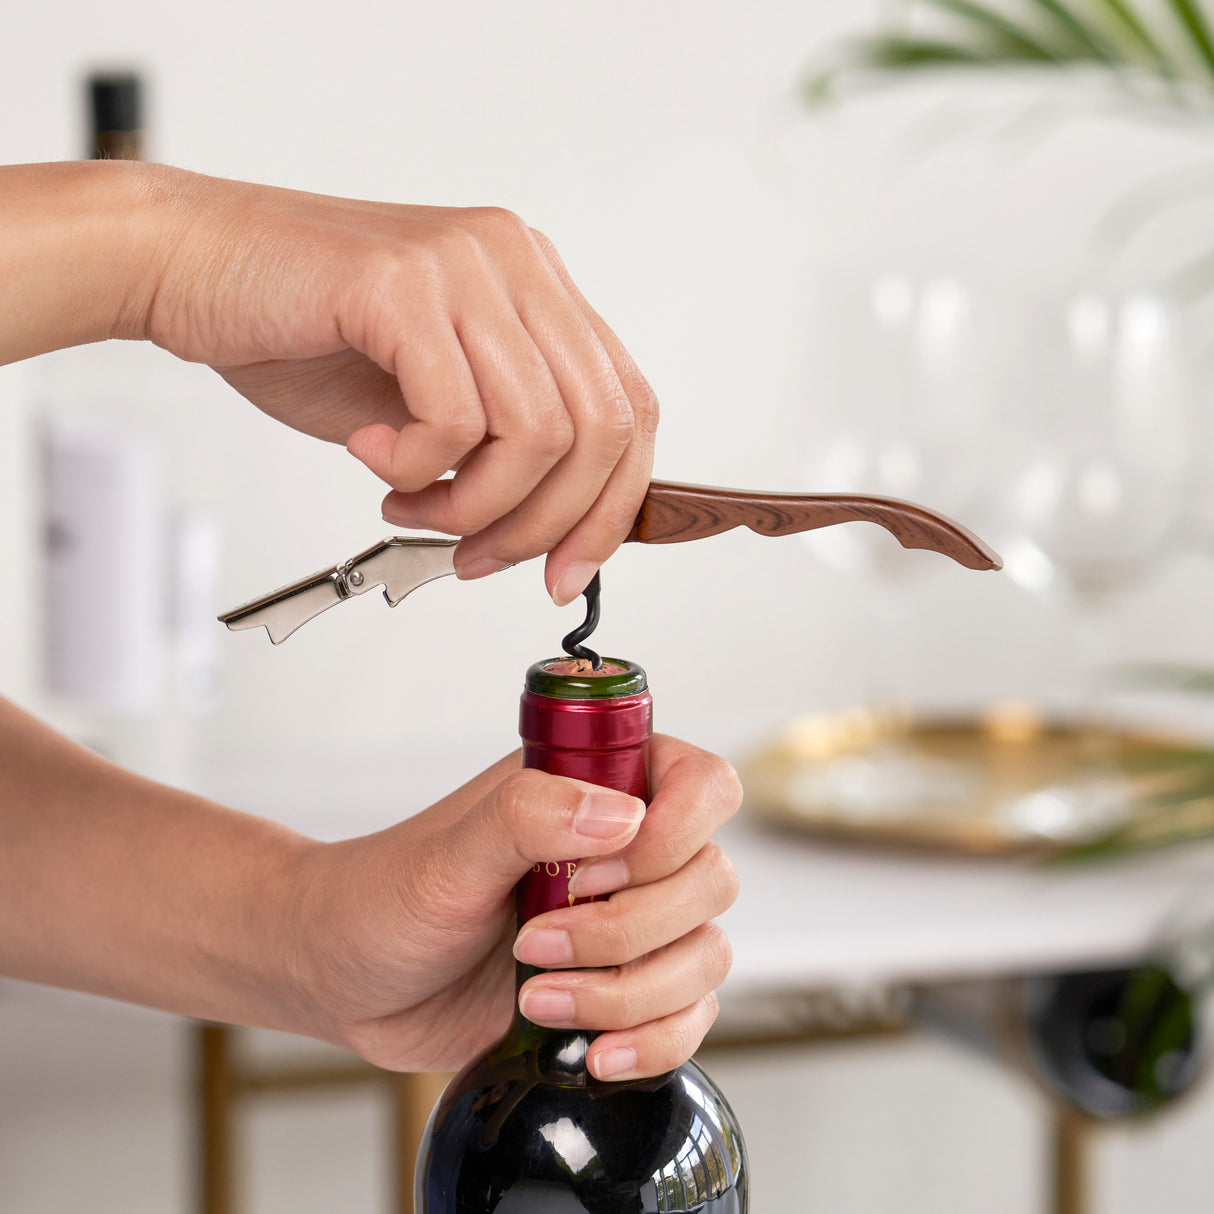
197 1024 236 1214
1051 1108 1090 1214
192 1021 449 1214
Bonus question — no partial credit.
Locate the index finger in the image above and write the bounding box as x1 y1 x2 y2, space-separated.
527 230 660 604
568 735 742 898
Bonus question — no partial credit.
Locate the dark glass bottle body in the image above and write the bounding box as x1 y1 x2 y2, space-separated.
1024 966 1200 1118
416 657 748 1213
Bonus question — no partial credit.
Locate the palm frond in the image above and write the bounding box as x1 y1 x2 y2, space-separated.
1052 796 1214 863
1094 0 1172 63
923 0 1085 59
1164 0 1214 78
1001 0 1124 61
805 37 986 103
809 0 1214 102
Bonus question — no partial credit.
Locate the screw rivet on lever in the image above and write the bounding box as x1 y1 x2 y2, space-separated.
561 571 603 670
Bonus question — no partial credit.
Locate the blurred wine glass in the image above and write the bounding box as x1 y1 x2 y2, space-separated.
806 271 996 579
994 285 1195 837
999 288 1191 609
798 270 999 822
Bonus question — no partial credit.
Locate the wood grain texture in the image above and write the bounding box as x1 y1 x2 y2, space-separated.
627 481 1002 571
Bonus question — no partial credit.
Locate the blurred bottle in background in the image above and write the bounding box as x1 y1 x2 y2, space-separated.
31 68 221 787
89 71 143 161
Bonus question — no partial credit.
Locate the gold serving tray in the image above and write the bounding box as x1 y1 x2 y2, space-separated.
743 706 1208 856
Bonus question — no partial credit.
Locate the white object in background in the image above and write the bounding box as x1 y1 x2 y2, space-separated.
0 360 39 706
41 414 165 713
170 510 222 712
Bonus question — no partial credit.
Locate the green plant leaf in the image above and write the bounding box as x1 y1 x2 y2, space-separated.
1164 0 1214 78
1050 795 1214 863
808 0 1214 108
804 37 986 102
1022 0 1121 62
922 0 1077 59
1119 662 1214 693
1091 0 1173 66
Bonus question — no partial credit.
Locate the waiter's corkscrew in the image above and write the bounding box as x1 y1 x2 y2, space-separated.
218 479 1002 645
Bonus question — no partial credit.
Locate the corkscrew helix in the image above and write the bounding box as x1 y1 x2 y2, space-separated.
560 572 604 669
218 480 1002 646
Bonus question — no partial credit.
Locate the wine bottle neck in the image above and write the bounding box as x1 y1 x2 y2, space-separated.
488 961 596 1087
507 658 652 1086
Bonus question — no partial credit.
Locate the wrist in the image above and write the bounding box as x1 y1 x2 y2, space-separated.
266 837 356 1044
0 160 182 361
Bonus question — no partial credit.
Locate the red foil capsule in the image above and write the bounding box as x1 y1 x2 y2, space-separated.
516 656 651 922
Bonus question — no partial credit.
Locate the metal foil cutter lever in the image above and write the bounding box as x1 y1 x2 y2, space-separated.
220 537 458 644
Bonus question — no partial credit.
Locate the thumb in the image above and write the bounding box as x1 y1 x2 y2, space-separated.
433 768 646 898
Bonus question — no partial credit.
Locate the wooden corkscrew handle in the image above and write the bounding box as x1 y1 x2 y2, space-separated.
627 481 1002 572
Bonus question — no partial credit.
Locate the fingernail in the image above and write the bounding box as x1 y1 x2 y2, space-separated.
575 792 645 840
520 988 575 1024
592 1047 638 1081
553 562 600 607
514 928 574 966
457 557 509 581
568 858 629 898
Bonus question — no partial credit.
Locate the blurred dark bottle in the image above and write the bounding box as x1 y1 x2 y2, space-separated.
917 964 1202 1120
88 71 143 160
415 656 749 1212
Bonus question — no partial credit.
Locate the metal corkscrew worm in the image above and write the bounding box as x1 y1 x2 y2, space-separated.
561 571 603 669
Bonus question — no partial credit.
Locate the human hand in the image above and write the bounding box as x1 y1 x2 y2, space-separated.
137 166 658 605
288 735 741 1079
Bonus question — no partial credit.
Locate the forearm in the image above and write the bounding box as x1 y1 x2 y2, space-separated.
0 696 318 1032
0 160 168 364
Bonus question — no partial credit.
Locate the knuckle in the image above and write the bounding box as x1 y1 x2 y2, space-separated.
443 481 499 536
595 905 640 964
608 969 645 1028
700 922 734 985
723 763 745 810
586 384 636 452
466 205 530 244
426 224 482 267
706 754 745 813
493 768 555 830
529 227 560 259
622 368 659 431
533 408 576 459
588 495 650 552
713 845 741 910
441 409 488 453
665 1006 706 1064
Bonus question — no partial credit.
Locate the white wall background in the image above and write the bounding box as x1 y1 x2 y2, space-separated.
7 1 1214 1210
4 0 1214 777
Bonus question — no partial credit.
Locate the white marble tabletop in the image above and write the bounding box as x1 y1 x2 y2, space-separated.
202 748 1214 999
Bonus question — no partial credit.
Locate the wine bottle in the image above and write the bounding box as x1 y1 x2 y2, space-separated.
88 71 143 160
1023 965 1200 1119
415 656 748 1212
916 964 1200 1119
